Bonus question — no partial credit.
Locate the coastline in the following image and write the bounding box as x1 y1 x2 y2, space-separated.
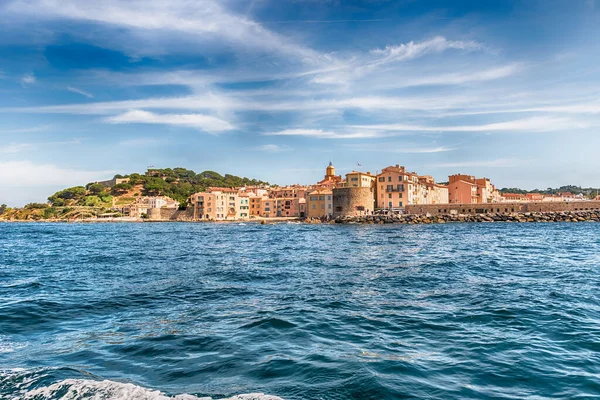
2 210 600 224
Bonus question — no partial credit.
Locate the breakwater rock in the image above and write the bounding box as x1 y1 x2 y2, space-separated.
334 210 600 224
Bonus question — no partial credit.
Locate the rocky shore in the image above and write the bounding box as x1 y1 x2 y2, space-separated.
331 210 600 224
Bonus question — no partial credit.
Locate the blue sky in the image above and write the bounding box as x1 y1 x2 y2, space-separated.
0 0 599 205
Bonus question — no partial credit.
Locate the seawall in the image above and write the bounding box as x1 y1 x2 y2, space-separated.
334 210 600 224
405 200 600 215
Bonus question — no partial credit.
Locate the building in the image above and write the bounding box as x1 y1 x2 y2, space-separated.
121 196 178 218
315 162 344 189
525 193 544 202
190 187 249 220
344 171 376 189
449 175 501 204
96 176 130 188
501 193 528 202
147 196 179 209
307 188 333 218
376 165 422 209
448 174 478 204
333 187 375 217
475 178 501 203
418 175 449 205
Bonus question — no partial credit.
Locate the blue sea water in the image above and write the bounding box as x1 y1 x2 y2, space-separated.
1 222 599 399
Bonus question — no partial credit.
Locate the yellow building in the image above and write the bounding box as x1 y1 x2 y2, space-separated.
307 188 333 218
345 171 376 189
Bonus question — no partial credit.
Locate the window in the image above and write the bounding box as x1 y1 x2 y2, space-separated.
388 202 392 207
388 193 392 199
328 204 331 209
321 204 325 209
351 177 358 181
378 177 385 182
312 205 316 210
388 176 392 182
327 195 331 200
399 193 402 198
319 196 325 200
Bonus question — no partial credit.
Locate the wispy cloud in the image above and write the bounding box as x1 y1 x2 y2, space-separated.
0 143 33 153
263 128 384 139
20 73 36 85
0 160 115 187
354 117 587 133
0 125 52 134
254 144 292 152
370 36 483 64
0 139 80 154
397 64 522 88
6 0 326 63
105 109 234 132
343 143 455 153
67 86 94 98
433 159 527 168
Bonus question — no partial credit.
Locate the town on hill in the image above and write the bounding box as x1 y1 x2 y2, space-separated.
1 163 599 221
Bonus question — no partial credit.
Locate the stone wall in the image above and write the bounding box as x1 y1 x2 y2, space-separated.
147 208 194 221
405 201 600 216
332 187 375 217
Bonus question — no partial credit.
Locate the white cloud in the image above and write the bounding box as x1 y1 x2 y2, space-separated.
263 128 384 139
254 144 292 152
371 36 482 63
0 143 33 153
6 0 324 63
105 109 234 132
0 125 51 134
0 160 115 187
402 64 522 87
20 73 36 85
354 117 587 133
433 159 526 168
0 139 80 154
67 86 94 98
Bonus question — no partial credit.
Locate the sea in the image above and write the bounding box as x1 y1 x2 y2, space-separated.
0 222 599 399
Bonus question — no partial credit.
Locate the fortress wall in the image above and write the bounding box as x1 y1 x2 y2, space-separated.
405 201 600 215
332 187 375 217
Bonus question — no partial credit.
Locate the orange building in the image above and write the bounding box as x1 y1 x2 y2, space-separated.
315 162 344 189
448 175 500 204
501 193 528 202
448 175 478 204
376 165 420 209
307 188 333 218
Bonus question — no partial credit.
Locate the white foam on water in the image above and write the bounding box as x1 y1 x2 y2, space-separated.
0 336 27 354
19 378 283 400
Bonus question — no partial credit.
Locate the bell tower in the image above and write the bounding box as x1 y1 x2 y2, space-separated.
325 161 335 178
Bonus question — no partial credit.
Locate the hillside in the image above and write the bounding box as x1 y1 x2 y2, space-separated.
0 168 269 221
499 185 600 198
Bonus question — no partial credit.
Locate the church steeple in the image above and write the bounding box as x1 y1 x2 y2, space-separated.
325 161 335 177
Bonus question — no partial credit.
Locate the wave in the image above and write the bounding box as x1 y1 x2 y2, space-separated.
1 370 283 400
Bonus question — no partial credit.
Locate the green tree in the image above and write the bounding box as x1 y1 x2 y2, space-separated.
87 183 106 195
0 204 7 215
25 203 49 209
48 186 86 205
111 183 132 196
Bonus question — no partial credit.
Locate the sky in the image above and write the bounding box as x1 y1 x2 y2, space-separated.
0 0 599 206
